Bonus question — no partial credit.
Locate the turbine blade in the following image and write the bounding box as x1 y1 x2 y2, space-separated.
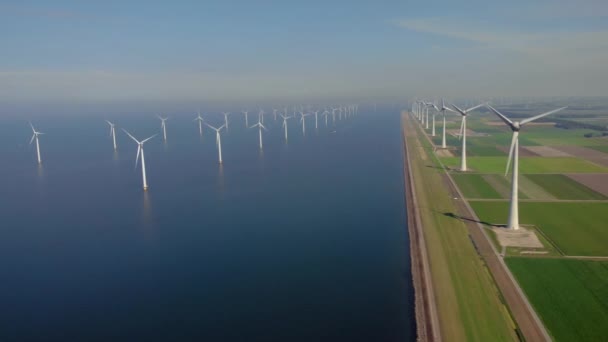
465 103 486 113
520 106 568 126
486 105 514 128
29 133 36 145
204 123 217 131
505 132 516 176
122 129 140 144
458 117 465 140
451 104 466 115
141 134 157 144
135 145 141 170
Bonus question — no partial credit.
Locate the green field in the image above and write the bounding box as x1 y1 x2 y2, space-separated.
452 174 502 198
588 145 608 154
506 258 608 342
526 174 608 200
441 156 608 173
470 201 608 256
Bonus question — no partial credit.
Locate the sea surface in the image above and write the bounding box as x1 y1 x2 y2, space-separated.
0 109 414 341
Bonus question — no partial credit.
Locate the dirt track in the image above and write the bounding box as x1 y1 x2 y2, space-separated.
566 173 608 197
406 113 551 342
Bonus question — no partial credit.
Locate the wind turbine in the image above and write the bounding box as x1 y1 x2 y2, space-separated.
194 112 204 137
451 103 486 171
242 110 249 127
273 108 278 121
259 109 265 124
280 113 291 142
428 102 439 137
29 122 44 164
250 117 268 150
439 99 455 149
123 129 156 191
222 112 230 131
105 120 117 150
299 112 310 136
486 105 567 230
205 123 225 164
157 115 169 141
313 110 319 130
322 109 330 127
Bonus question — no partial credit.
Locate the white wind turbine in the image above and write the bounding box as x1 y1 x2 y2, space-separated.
123 129 156 191
273 108 278 121
299 112 310 136
29 122 44 164
157 115 169 141
280 113 291 142
194 112 205 137
105 120 118 150
313 110 319 130
259 109 265 124
242 110 250 127
451 103 485 171
222 112 230 131
486 104 567 230
250 117 268 150
428 102 439 137
439 99 455 149
322 109 330 127
206 123 225 164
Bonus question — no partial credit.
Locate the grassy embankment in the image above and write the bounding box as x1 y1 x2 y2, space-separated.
404 113 517 341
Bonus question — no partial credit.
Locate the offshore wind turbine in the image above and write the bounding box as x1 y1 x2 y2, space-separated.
486 104 567 230
29 122 44 164
322 109 330 127
451 103 485 171
250 117 268 150
194 112 204 137
273 108 278 121
123 129 156 190
299 112 310 136
242 110 250 127
157 115 169 141
205 123 225 164
105 120 117 150
440 99 455 149
313 110 319 130
280 113 291 142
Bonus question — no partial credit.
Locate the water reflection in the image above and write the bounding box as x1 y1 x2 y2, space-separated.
140 190 158 242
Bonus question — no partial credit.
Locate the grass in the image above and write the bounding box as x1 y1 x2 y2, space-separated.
404 114 516 341
470 201 608 256
526 174 608 200
588 145 608 154
506 258 608 342
452 174 502 199
441 156 608 173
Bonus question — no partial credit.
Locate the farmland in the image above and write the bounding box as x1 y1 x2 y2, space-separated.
470 201 608 256
440 156 608 173
525 174 607 200
506 258 608 342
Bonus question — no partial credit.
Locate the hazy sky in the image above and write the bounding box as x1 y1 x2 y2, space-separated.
1 0 607 104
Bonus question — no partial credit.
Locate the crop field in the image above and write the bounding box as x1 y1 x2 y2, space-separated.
588 145 608 154
470 201 608 256
506 258 608 342
530 137 608 146
441 156 608 173
525 174 608 200
452 174 502 199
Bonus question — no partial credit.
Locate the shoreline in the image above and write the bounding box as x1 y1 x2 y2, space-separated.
401 112 441 341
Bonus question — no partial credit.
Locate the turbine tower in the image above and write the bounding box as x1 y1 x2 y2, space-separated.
123 129 156 190
313 110 319 130
250 118 268 150
486 105 566 230
280 113 291 142
157 115 169 141
105 120 117 150
206 123 225 164
322 109 330 127
451 103 485 171
194 112 204 137
440 99 455 149
242 110 249 127
29 122 44 164
299 112 310 136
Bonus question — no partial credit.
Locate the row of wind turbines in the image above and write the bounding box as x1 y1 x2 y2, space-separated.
28 105 359 192
411 99 567 230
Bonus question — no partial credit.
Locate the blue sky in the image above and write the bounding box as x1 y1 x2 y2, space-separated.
1 0 607 103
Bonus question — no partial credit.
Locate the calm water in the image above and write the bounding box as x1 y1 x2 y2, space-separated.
0 109 414 341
